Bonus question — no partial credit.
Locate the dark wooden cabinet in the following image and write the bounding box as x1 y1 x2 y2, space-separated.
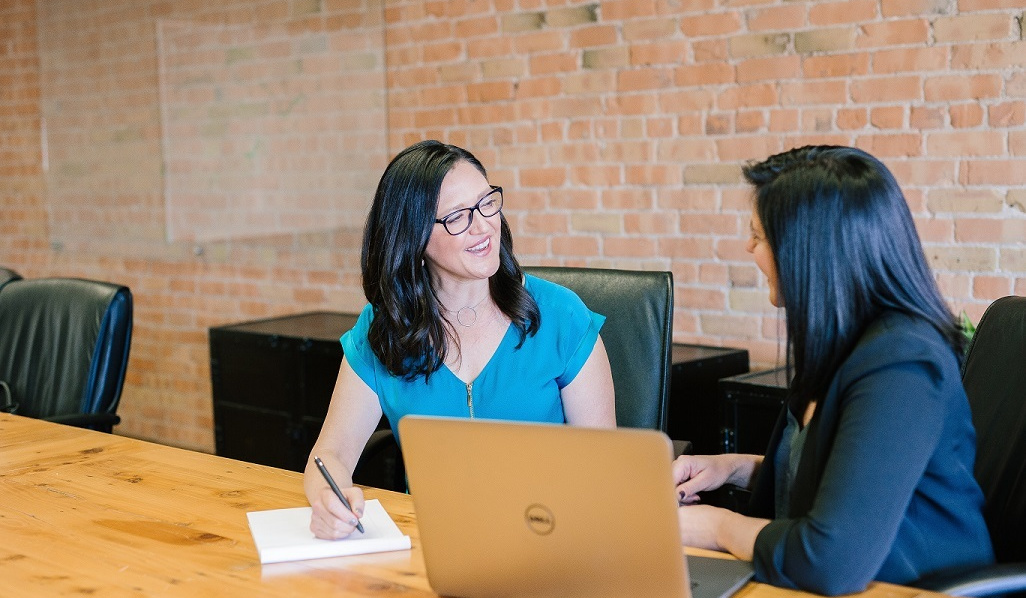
209 311 358 472
667 343 750 454
718 366 788 455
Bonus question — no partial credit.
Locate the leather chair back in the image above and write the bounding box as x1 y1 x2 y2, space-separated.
0 267 21 289
0 277 133 432
524 266 674 431
961 295 1026 563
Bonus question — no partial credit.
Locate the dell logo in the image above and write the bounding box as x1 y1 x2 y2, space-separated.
524 504 555 535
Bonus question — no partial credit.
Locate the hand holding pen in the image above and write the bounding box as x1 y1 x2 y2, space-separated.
313 456 365 535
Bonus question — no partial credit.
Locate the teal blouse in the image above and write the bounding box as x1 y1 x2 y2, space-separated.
341 274 605 441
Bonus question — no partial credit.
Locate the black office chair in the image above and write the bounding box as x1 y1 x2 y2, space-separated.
916 296 1026 596
0 267 21 289
354 266 676 492
0 277 133 433
523 266 674 431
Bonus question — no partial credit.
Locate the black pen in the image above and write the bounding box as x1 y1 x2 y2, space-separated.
313 456 364 533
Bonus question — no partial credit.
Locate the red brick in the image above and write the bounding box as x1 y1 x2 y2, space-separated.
716 136 785 162
974 276 1013 301
679 213 740 236
910 106 945 129
617 67 674 91
949 104 984 128
623 17 679 41
934 13 1015 43
624 212 678 235
657 137 717 162
962 160 1026 185
601 0 658 21
913 218 954 243
925 74 1002 102
781 80 847 106
881 0 951 18
803 53 870 78
857 18 929 47
679 11 741 37
837 107 868 130
529 52 578 75
956 218 1026 243
855 133 922 157
851 75 922 103
570 164 622 186
706 113 732 135
718 83 778 109
513 30 564 54
660 237 715 260
552 235 600 256
736 110 766 133
737 55 800 83
809 0 877 26
928 131 1006 157
872 47 948 74
626 164 682 185
605 236 657 258
747 5 805 31
952 41 1026 70
989 102 1026 127
728 33 789 59
630 40 689 66
870 106 905 129
613 98 656 119
569 25 617 48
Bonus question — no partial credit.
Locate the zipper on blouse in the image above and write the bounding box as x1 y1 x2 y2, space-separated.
466 382 474 418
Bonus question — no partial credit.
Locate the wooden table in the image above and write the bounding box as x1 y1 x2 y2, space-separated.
0 414 945 597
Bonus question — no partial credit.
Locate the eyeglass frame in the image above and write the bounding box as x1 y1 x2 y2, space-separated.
433 185 504 236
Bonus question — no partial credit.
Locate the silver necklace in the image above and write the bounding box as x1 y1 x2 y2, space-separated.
448 295 489 327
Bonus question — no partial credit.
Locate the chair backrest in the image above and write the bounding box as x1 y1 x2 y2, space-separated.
524 266 674 431
0 267 21 289
960 295 1026 563
0 277 133 431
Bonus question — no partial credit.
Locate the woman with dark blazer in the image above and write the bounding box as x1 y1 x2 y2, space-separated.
672 146 994 595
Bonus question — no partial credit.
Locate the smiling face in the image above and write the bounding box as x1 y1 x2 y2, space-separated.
746 211 782 308
422 160 502 291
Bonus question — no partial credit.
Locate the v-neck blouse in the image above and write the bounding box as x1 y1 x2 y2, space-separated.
341 274 605 442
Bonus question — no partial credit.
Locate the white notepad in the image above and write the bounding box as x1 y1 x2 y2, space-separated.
247 499 411 564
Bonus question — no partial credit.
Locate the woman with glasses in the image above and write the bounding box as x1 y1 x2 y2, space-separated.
671 146 993 595
305 140 615 539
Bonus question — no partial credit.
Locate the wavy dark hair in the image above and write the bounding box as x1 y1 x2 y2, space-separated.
742 145 964 408
361 140 540 380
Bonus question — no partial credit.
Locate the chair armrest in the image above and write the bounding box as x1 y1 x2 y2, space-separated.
43 412 121 433
915 563 1026 597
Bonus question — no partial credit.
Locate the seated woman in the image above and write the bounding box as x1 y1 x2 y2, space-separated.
673 145 994 595
305 140 615 539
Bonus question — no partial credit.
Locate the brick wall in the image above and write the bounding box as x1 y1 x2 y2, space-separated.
2 0 1025 451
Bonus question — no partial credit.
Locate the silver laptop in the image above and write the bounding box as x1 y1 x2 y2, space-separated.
398 416 753 598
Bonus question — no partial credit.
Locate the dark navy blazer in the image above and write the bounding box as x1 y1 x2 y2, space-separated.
749 311 994 595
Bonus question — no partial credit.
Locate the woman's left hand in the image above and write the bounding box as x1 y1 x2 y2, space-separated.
677 504 728 551
678 504 770 560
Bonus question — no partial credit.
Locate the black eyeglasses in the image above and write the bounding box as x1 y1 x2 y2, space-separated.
434 186 503 236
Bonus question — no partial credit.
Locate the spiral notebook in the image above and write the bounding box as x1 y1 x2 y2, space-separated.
247 499 411 564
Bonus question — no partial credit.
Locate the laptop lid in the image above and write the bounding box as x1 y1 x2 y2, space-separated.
399 416 751 598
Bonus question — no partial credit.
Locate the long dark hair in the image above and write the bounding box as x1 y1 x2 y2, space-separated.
361 140 540 380
742 145 963 407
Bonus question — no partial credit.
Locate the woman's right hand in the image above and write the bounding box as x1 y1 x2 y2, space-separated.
672 453 759 505
309 485 366 540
